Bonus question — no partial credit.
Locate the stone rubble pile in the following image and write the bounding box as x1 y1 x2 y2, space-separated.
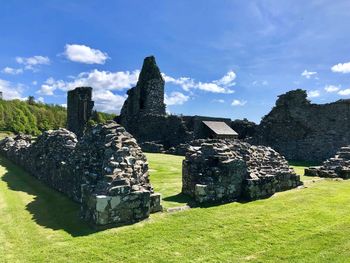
305 146 350 179
183 139 302 203
0 121 161 226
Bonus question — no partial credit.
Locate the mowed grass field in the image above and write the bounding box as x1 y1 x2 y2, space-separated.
1 153 350 262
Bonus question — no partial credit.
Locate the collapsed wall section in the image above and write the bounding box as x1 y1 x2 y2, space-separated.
182 139 301 203
305 146 350 179
0 121 161 226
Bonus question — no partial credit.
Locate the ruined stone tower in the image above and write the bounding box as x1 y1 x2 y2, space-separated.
119 56 166 125
67 87 94 137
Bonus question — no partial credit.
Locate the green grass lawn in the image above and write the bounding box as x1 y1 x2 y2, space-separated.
1 153 350 262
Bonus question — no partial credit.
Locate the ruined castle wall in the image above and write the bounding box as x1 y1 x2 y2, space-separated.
0 122 161 226
254 89 350 162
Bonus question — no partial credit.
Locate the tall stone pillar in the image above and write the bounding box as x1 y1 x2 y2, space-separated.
67 87 94 137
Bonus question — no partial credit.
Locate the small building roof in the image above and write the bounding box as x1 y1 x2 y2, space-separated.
202 121 238 136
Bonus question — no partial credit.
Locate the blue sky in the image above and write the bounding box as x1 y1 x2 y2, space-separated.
1 0 350 123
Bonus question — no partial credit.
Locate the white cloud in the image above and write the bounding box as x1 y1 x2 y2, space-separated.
2 67 23 75
32 81 38 85
36 69 140 113
92 90 126 113
37 70 140 96
64 44 109 64
331 62 350 73
0 79 25 100
338 89 350 96
307 90 320 98
16 55 50 71
162 71 236 94
301 70 317 79
324 85 340 93
38 68 236 113
164 92 189 106
231 99 247 106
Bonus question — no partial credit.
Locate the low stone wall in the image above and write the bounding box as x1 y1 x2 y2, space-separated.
0 122 162 226
305 146 350 179
182 139 302 203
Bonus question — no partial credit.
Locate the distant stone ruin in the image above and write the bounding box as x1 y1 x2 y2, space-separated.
67 87 94 137
182 139 302 203
117 56 243 151
253 89 350 162
305 146 350 179
0 121 161 226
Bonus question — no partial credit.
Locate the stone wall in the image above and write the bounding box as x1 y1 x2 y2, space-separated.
67 87 94 138
182 139 301 203
253 89 350 162
0 121 161 226
305 146 350 179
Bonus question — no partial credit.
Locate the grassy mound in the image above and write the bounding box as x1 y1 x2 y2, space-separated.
0 153 349 262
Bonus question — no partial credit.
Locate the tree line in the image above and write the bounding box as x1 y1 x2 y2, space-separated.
0 97 116 135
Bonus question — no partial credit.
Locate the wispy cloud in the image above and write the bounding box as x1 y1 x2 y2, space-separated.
324 85 340 93
1 67 23 75
301 70 317 79
163 70 236 94
212 99 225 103
231 99 247 106
16 55 50 71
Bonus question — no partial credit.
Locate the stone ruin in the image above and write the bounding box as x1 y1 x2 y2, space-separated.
182 139 302 203
0 121 162 226
116 56 247 152
67 87 94 138
253 89 350 163
305 146 350 179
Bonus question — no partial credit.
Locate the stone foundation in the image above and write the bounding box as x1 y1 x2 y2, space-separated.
305 146 350 179
0 121 162 226
182 139 302 203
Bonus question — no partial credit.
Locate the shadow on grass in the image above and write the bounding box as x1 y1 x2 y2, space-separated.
163 193 193 206
0 157 98 237
288 160 320 167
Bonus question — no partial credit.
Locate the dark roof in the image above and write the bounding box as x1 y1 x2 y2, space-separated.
202 121 238 136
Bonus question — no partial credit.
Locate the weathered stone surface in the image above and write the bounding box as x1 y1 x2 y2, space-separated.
67 87 94 138
0 121 162 226
305 146 350 179
253 89 350 162
182 139 302 203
